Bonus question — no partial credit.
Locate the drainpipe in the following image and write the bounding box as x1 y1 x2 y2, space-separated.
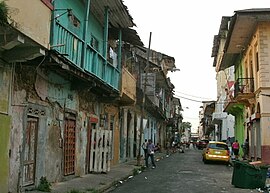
118 29 122 90
50 0 56 49
81 0 91 68
103 6 109 58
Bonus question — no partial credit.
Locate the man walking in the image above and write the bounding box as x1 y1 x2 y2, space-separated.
145 139 156 169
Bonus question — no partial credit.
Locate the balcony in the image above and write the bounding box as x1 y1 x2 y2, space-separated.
51 21 120 91
234 77 255 105
212 112 227 124
120 67 136 105
223 78 254 114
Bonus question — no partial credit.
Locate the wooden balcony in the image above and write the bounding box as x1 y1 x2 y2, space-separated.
120 67 136 105
51 21 120 91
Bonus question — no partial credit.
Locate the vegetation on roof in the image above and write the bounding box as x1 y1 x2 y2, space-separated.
0 1 8 26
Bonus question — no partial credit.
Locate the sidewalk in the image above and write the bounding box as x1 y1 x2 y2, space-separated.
25 152 167 193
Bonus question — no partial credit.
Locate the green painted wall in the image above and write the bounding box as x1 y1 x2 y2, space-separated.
0 114 11 192
0 65 11 113
233 56 245 156
234 113 245 156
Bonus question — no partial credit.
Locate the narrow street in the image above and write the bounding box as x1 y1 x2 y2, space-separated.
107 148 252 193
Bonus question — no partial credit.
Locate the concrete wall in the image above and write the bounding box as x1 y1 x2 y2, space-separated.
8 63 123 191
6 0 51 48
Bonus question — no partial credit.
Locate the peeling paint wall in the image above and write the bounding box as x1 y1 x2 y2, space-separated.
105 105 120 165
0 63 11 192
0 114 11 193
7 59 128 190
6 0 51 48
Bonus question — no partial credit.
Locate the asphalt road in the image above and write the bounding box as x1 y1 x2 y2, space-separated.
107 147 255 193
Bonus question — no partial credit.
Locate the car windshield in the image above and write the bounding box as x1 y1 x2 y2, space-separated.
208 143 228 150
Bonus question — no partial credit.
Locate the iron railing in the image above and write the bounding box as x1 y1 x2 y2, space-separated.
234 77 254 96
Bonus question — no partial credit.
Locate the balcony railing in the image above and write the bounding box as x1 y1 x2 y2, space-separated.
234 77 254 96
52 21 119 90
223 77 255 112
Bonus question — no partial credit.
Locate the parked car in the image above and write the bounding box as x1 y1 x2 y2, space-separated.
202 141 230 165
196 139 209 150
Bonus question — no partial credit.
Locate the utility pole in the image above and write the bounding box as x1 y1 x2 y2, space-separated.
137 32 152 166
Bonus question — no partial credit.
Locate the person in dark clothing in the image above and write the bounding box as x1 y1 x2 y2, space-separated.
242 139 249 160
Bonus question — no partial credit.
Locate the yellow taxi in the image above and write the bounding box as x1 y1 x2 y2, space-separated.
202 141 230 164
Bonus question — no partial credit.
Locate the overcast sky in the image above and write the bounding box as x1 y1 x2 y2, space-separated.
123 0 270 132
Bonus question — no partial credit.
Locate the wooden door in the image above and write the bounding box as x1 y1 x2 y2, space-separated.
22 117 38 186
64 118 76 175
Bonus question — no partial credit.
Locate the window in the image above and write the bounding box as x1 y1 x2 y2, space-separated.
208 143 229 150
68 13 81 28
256 52 259 72
91 35 99 51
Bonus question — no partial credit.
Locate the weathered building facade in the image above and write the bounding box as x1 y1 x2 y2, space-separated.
0 1 181 192
212 9 270 163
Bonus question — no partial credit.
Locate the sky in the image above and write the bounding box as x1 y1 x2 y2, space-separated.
123 0 270 132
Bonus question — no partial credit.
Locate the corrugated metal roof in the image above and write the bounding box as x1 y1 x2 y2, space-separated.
91 0 135 28
89 0 143 46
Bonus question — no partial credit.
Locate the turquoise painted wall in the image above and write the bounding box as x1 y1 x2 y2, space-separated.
52 0 119 90
88 13 104 53
0 114 11 193
53 0 104 54
47 72 77 110
54 0 84 38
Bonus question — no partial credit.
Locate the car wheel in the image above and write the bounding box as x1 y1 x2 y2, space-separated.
225 161 231 166
202 157 208 164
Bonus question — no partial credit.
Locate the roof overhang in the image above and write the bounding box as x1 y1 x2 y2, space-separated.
91 0 136 28
220 9 270 71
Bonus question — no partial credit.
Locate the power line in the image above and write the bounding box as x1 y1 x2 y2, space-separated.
174 90 213 100
174 95 203 103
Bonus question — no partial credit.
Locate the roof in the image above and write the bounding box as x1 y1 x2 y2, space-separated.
211 16 231 68
220 8 270 70
91 0 135 28
91 0 143 46
109 28 143 46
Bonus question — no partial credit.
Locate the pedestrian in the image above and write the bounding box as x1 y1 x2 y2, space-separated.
226 137 232 156
145 139 156 169
142 139 148 158
242 138 249 160
155 143 161 152
232 139 240 160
